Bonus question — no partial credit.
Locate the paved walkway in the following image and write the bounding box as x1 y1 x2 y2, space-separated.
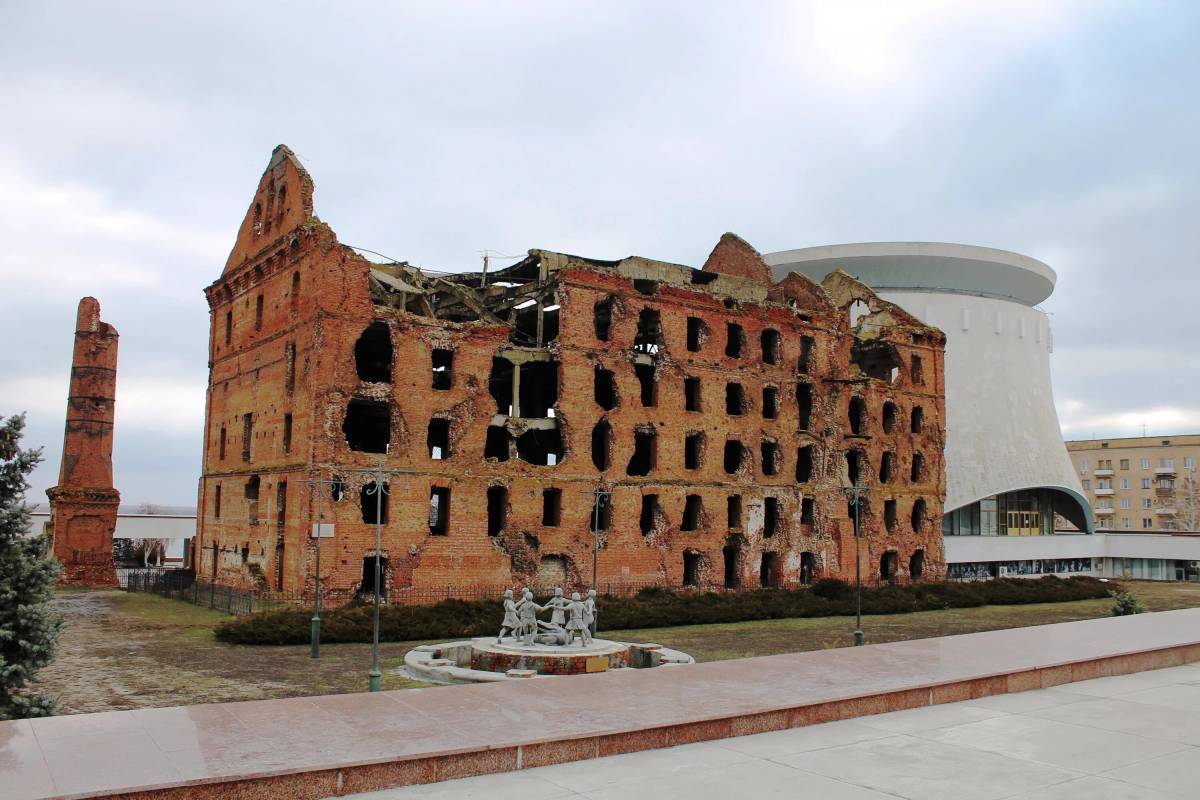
339 663 1200 799
4 609 1200 798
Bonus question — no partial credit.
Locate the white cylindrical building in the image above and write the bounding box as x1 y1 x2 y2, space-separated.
765 242 1092 546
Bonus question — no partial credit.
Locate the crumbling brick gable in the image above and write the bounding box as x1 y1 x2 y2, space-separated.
701 232 775 286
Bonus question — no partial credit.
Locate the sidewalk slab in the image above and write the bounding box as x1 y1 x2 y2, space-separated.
4 608 1200 799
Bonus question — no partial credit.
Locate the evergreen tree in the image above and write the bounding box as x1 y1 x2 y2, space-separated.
0 413 61 719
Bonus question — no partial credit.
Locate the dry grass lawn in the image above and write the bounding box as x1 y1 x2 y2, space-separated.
38 580 1200 714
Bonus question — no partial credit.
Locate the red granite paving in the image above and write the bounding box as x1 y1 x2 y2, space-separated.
5 608 1200 800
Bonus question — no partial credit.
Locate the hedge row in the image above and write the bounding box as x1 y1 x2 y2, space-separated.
213 576 1113 646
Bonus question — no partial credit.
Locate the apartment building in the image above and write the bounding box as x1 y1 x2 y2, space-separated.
1067 435 1200 533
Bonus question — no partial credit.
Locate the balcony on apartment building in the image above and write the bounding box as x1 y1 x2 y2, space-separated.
1093 468 1114 477
1093 487 1115 496
1094 507 1115 516
1155 507 1177 516
1155 465 1177 476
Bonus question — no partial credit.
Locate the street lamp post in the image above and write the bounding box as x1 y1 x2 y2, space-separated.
301 470 340 659
844 482 866 646
341 456 407 693
587 486 611 590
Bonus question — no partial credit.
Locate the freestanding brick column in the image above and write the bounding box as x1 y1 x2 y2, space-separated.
46 297 121 586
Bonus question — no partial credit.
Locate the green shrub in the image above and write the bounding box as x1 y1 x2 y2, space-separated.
1109 591 1146 616
214 576 1114 646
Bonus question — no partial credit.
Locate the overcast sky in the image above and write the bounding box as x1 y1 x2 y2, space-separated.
2 1 1197 507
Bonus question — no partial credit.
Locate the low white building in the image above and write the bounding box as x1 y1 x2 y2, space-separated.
25 503 195 566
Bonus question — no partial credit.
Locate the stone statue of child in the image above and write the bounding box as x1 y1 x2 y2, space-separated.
518 588 545 645
584 588 598 638
565 591 591 646
546 586 569 629
497 588 520 643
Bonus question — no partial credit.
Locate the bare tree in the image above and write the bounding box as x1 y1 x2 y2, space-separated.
1166 475 1200 532
130 538 168 567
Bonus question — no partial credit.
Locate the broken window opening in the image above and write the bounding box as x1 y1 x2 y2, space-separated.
725 323 744 358
911 499 927 533
761 441 780 476
851 338 902 382
848 299 869 328
682 494 703 531
640 494 659 535
354 321 393 382
764 496 780 538
219 425 227 460
633 278 659 296
519 361 559 418
487 486 507 536
910 549 925 579
691 270 719 285
683 550 703 588
589 492 612 532
488 358 514 415
427 418 450 460
800 551 816 584
686 317 708 352
880 551 898 582
723 440 746 475
798 335 814 373
484 425 511 462
242 412 253 462
594 366 618 411
542 488 562 526
626 427 656 476
634 308 663 355
796 445 814 483
591 420 612 472
846 450 863 486
516 427 564 466
343 398 390 454
685 432 704 470
594 296 615 342
634 363 657 407
283 414 293 454
291 271 300 307
429 486 450 535
885 499 898 531
224 310 232 347
725 382 746 415
432 349 454 390
760 552 780 588
727 495 743 528
849 396 868 435
361 481 389 525
911 452 925 483
684 377 702 412
797 382 814 430
911 405 925 434
254 294 264 332
882 401 898 433
214 484 222 519
910 354 925 386
801 497 815 526
760 329 781 364
879 451 895 483
359 555 388 600
509 303 558 346
762 386 778 419
723 540 742 588
276 481 287 529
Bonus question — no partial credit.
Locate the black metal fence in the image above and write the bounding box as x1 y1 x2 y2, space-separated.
120 568 305 615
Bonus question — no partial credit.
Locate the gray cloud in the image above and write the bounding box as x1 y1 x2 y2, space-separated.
1 0 1197 505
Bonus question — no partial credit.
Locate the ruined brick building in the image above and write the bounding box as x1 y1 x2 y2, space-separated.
47 297 121 586
195 146 947 599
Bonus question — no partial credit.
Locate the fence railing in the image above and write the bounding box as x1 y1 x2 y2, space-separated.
121 568 923 615
120 568 305 615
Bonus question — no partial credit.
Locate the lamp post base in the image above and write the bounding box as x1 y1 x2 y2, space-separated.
368 667 382 692
853 629 864 646
310 616 321 659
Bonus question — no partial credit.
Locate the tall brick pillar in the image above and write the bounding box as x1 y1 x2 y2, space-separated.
46 297 121 586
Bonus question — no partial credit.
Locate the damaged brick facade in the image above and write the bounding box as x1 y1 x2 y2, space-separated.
47 297 121 586
195 146 947 601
